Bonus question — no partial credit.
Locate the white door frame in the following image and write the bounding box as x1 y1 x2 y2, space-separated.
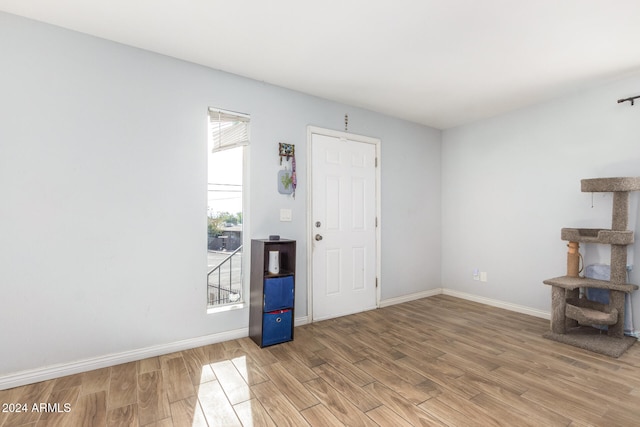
306 126 381 323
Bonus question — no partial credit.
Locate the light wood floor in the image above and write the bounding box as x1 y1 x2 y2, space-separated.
2 295 640 426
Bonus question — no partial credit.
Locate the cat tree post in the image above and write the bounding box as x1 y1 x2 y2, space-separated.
565 242 580 330
609 191 630 338
550 286 568 334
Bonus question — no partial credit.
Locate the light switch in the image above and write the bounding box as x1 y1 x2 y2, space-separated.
280 208 292 222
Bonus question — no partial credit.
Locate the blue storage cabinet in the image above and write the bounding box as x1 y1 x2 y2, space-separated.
249 239 296 347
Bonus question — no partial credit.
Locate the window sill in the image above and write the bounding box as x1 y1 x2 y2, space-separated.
207 302 246 314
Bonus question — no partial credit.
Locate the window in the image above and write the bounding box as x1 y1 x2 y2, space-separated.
207 108 249 310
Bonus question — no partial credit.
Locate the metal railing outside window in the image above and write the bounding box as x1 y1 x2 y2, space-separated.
207 245 243 306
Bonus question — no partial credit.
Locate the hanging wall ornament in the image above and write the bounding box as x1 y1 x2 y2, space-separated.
291 154 297 199
278 168 294 195
277 142 296 197
279 142 295 165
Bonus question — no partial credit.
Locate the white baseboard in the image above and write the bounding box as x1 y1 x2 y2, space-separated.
0 328 247 391
379 288 443 308
441 288 550 319
294 315 309 326
0 315 311 391
0 292 554 390
378 287 551 320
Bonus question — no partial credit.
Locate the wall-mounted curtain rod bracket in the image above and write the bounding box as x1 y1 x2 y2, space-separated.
617 95 640 106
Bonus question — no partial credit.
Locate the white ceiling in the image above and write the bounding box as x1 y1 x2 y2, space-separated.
2 0 640 129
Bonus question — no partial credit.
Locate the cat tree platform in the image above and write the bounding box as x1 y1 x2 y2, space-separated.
560 228 634 245
543 177 640 358
581 176 640 192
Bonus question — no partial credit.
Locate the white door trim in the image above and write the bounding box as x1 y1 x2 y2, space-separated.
306 126 381 323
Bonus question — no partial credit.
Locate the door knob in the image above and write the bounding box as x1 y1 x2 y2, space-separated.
315 234 323 241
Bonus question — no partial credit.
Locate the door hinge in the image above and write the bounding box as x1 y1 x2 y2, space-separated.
375 278 378 288
375 217 378 227
375 157 378 167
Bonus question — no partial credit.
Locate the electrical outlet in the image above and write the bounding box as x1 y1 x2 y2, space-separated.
280 208 292 222
473 268 480 281
480 272 488 282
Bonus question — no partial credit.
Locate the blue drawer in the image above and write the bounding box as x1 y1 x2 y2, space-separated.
263 275 294 311
262 309 292 346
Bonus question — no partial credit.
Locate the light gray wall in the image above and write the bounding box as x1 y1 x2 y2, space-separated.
0 12 441 375
442 73 640 330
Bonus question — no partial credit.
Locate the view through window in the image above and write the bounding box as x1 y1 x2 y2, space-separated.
207 109 249 308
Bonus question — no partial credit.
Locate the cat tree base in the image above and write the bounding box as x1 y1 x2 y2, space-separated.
544 327 637 358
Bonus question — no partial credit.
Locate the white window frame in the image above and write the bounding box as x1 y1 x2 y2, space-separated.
206 108 250 314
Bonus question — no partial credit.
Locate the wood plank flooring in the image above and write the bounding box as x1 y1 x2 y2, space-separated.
2 295 640 426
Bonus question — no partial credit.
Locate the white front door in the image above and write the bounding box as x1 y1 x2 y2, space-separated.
310 131 378 321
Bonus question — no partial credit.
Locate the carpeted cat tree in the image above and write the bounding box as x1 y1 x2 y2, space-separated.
543 177 639 357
